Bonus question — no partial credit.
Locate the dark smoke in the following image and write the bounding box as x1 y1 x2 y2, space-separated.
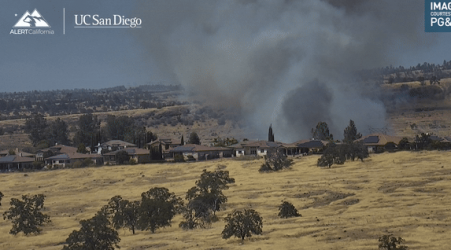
133 0 430 141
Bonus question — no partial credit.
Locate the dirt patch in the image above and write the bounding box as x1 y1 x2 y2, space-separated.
338 199 360 206
296 190 355 209
378 178 441 193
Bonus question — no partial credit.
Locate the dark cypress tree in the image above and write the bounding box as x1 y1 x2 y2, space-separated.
268 124 275 142
181 135 184 145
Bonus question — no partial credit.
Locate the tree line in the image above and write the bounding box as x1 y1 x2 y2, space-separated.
0 84 183 120
25 113 157 151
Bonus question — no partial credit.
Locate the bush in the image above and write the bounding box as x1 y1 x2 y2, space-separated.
259 152 293 172
174 154 185 162
186 155 195 161
378 234 408 250
278 201 301 218
70 161 83 169
129 158 137 165
385 142 397 152
82 158 94 167
32 161 44 170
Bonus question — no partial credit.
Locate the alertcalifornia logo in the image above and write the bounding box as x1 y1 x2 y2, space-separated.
10 9 55 35
425 1 451 32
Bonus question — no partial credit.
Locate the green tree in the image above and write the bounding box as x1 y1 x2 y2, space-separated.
343 120 362 143
278 201 301 218
188 132 201 145
3 194 51 235
115 150 130 165
181 135 184 145
186 170 235 216
398 137 410 150
137 187 183 233
222 209 263 241
77 143 88 154
25 113 48 146
8 149 15 155
105 115 135 142
102 196 140 235
0 191 3 206
312 121 333 141
47 118 70 146
73 114 99 147
378 234 408 250
179 199 212 230
63 212 120 250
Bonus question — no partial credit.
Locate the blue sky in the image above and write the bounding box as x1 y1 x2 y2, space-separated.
0 0 450 93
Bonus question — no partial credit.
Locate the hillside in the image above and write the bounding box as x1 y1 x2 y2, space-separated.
1 151 451 249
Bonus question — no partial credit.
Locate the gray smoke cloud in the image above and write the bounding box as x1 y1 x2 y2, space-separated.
134 0 429 142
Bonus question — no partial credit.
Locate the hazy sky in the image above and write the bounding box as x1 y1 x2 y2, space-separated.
0 0 450 93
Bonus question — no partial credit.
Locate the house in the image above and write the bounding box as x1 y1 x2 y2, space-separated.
169 144 233 161
0 155 35 172
147 137 182 159
229 140 281 157
295 139 329 154
103 148 151 164
96 140 137 154
0 148 35 158
355 133 403 153
36 144 78 161
44 153 104 168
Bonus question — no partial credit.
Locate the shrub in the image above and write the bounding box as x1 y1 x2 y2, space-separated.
32 161 44 169
82 158 94 167
278 201 301 218
129 158 137 165
186 155 196 161
259 152 293 172
378 234 408 250
174 154 185 162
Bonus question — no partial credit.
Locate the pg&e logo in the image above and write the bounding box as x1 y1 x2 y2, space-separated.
425 1 451 32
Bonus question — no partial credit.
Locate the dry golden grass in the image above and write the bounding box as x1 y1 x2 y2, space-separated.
1 151 451 249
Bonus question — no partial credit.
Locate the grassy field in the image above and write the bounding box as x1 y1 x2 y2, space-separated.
1 151 451 249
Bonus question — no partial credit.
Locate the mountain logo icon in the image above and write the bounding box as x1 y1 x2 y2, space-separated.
13 9 51 28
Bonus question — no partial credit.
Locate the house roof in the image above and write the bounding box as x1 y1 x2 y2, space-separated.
38 145 78 154
101 140 137 148
147 137 182 146
296 139 329 148
236 140 281 148
170 144 232 153
103 148 150 156
0 155 34 163
355 133 403 146
0 149 34 157
45 153 103 160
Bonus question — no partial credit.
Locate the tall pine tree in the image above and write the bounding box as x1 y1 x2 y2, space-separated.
268 124 275 142
343 120 362 143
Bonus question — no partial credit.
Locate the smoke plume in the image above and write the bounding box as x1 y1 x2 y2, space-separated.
134 0 427 142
